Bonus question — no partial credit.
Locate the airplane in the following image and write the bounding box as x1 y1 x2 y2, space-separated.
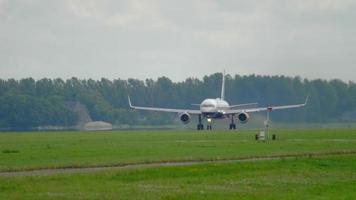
128 72 308 130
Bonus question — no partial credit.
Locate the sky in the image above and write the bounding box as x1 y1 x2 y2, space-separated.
1 0 356 82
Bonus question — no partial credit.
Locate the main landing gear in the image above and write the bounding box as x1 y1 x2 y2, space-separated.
196 115 237 131
197 114 204 130
229 114 236 130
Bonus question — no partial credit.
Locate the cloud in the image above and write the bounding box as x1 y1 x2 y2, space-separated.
286 0 356 12
66 0 102 19
104 1 170 31
0 0 355 82
0 0 6 15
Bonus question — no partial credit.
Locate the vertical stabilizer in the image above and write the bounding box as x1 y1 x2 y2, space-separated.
221 71 225 100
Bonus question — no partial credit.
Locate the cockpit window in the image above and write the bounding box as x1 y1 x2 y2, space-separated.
201 104 214 108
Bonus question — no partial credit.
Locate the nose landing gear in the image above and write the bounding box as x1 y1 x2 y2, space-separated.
206 118 213 130
196 115 213 130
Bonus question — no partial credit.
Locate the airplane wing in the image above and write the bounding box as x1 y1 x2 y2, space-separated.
225 96 309 114
228 102 258 109
128 96 202 114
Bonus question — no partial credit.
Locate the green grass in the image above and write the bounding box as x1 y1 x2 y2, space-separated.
0 155 355 199
0 129 356 171
1 129 356 199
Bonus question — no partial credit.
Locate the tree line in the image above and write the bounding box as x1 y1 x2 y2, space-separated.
0 73 356 129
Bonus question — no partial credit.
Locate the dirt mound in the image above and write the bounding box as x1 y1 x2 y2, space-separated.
84 121 112 131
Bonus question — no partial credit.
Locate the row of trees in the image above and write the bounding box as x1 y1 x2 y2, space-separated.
1 74 356 129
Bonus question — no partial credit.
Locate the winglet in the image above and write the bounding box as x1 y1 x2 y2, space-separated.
128 96 133 108
304 95 310 105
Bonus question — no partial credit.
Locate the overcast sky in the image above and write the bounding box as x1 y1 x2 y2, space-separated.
1 0 356 82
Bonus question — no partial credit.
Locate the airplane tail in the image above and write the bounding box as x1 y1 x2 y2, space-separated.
220 71 225 100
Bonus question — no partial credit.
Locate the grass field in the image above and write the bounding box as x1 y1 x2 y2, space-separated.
0 129 356 199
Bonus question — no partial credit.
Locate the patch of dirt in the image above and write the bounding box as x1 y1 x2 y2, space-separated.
1 150 355 177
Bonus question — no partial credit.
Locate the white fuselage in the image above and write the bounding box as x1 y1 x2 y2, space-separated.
200 98 229 118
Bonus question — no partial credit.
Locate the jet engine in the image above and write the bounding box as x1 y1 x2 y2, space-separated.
179 112 191 124
238 112 250 124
